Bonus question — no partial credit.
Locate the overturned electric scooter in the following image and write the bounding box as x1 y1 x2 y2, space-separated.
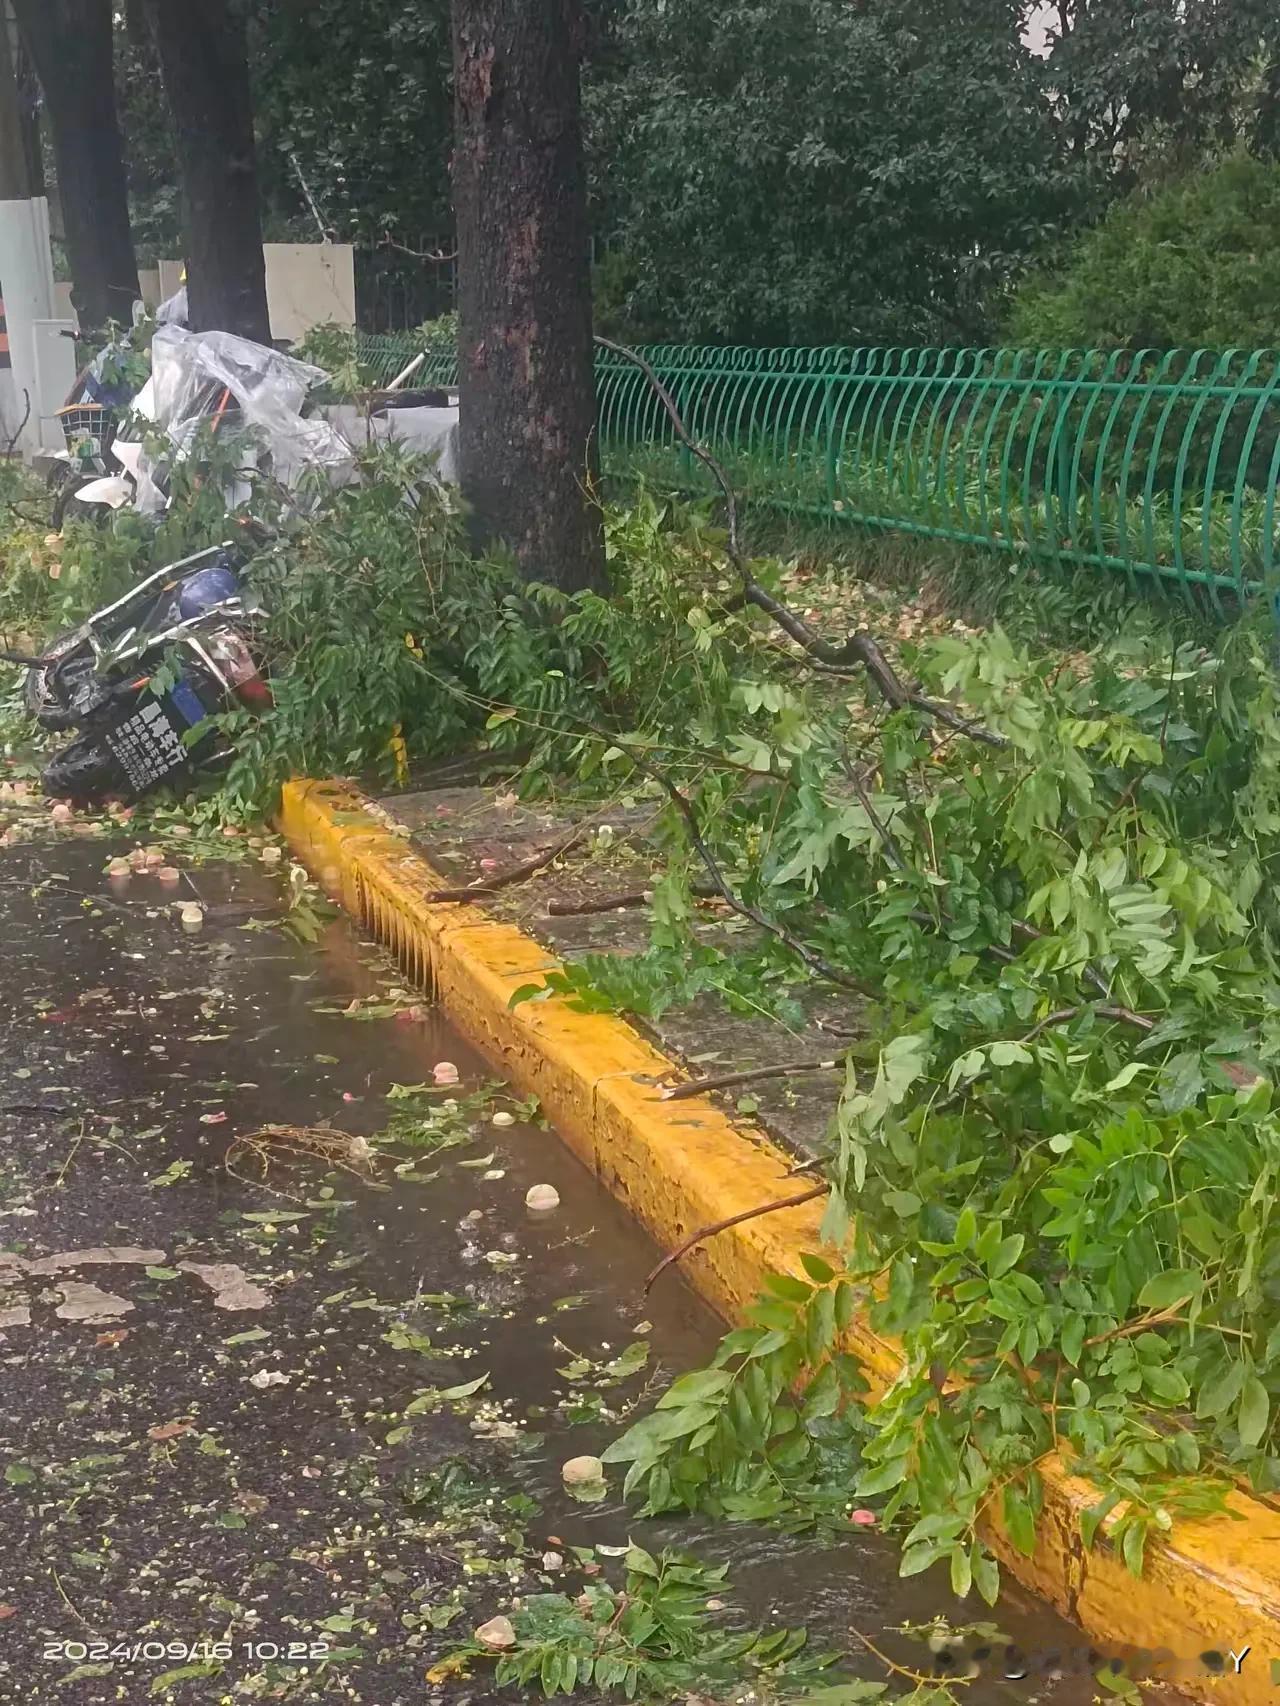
23 542 272 805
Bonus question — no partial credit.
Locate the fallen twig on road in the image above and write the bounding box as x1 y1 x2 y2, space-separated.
659 1059 841 1102
427 828 585 902
643 1183 826 1294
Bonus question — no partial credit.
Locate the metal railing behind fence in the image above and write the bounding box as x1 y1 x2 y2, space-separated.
356 337 1280 608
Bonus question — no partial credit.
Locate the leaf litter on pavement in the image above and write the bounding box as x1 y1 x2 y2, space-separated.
0 826 912 1706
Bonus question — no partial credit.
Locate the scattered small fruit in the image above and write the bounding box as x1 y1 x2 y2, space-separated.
473 1615 517 1651
561 1454 604 1488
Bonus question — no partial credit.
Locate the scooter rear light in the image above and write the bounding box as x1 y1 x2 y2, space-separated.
233 675 274 708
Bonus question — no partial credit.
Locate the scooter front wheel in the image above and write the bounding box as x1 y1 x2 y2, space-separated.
24 623 93 730
42 732 129 805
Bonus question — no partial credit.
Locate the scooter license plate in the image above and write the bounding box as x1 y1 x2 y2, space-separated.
103 697 193 792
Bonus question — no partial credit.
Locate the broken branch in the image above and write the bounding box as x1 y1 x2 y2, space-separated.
595 336 1005 748
644 1183 826 1294
659 1058 841 1102
622 746 873 996
427 829 584 902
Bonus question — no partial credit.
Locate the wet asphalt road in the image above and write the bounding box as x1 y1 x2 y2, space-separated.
0 833 1096 1706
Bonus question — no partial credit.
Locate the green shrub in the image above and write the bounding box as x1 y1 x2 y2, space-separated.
1009 155 1280 349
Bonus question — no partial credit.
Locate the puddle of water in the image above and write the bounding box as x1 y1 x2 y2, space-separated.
0 841 1130 1704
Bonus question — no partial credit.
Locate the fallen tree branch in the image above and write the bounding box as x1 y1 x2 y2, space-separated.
594 336 1005 748
3 388 31 460
838 746 907 869
1083 1300 1189 1350
659 1058 842 1102
1021 1003 1156 1044
1008 917 1110 999
643 1182 826 1294
621 745 874 996
427 829 584 902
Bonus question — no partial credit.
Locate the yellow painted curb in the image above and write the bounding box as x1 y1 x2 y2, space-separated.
280 776 1280 1702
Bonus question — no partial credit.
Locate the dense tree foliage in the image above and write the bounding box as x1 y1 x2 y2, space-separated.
104 0 1280 346
1043 0 1280 172
588 0 1092 346
1009 154 1280 349
252 0 454 245
115 0 454 258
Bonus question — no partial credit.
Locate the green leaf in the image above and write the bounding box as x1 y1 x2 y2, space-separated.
882 1190 922 1218
898 1540 944 1577
1142 1364 1190 1405
1196 1360 1243 1420
805 1285 838 1363
970 1544 1000 1606
654 1368 734 1409
855 1459 909 1497
1060 1315 1086 1367
1238 1374 1270 1448
799 1252 835 1284
1137 1268 1201 1309
1104 1061 1150 1092
1157 1049 1204 1113
1120 1520 1147 1577
1002 1483 1037 1557
987 1233 1025 1277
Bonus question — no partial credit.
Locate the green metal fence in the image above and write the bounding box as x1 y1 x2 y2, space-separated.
356 336 1280 609
356 332 459 389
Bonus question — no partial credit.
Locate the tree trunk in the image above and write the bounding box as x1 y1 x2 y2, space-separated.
0 6 34 200
12 28 43 198
142 0 270 343
10 0 137 329
451 0 605 591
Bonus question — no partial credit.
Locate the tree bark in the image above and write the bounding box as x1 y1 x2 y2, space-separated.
12 27 43 198
0 6 34 201
451 0 605 591
142 0 270 343
10 0 137 329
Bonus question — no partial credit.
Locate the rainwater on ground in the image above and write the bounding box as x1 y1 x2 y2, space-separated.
0 834 1127 1705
